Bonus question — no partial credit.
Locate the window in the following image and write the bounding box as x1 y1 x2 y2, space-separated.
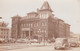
24 24 25 27
42 23 44 26
45 22 46 26
29 24 30 27
31 24 32 27
46 13 49 18
34 24 36 27
40 14 42 18
22 24 23 28
36 23 38 26
40 13 49 19
42 30 44 32
41 22 46 26
45 30 46 33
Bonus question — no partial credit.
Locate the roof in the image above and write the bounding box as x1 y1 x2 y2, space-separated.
40 1 53 12
21 16 40 21
27 12 38 14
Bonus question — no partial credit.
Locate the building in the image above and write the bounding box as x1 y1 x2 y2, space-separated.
65 23 70 38
11 1 70 42
0 20 10 41
70 32 80 41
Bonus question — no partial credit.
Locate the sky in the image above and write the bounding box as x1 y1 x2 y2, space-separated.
0 0 80 34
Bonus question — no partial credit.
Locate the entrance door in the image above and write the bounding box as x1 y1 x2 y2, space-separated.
25 31 29 37
25 31 32 38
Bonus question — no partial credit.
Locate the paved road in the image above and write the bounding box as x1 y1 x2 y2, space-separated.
0 43 80 51
0 43 29 51
7 46 80 51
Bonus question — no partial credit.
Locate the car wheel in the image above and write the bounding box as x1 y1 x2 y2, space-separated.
77 44 79 47
54 47 56 49
55 47 59 50
54 47 58 50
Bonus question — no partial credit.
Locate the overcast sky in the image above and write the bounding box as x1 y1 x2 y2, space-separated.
0 0 80 34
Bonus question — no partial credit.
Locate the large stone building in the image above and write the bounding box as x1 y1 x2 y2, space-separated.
0 20 9 41
11 1 70 42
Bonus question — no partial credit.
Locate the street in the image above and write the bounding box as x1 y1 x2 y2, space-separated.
0 43 80 51
7 46 80 51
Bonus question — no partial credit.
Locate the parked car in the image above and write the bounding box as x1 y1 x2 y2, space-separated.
10 39 16 43
78 41 80 47
0 38 4 43
48 39 55 43
30 39 39 43
68 38 79 47
16 39 28 43
54 38 70 50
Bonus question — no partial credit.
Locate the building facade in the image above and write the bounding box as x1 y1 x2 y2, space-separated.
0 21 9 41
11 1 70 42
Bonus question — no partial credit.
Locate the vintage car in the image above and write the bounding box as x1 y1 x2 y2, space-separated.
16 39 28 43
30 39 39 43
54 38 70 50
69 38 79 47
48 39 55 43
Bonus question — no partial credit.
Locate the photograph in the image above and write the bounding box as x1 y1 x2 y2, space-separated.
0 0 80 51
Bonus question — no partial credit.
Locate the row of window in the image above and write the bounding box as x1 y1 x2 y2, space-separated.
21 22 47 28
39 13 49 19
23 13 49 19
0 24 7 27
1 29 9 31
37 30 47 33
22 30 47 35
1 31 9 35
1 29 9 35
2 35 8 38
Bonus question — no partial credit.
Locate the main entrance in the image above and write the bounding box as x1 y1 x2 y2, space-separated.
22 28 32 39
